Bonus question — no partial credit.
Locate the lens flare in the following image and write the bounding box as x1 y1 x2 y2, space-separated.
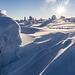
65 0 70 5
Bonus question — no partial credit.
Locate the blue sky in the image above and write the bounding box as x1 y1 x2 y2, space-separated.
0 0 75 19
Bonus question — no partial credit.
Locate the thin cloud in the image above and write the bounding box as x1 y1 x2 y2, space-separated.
45 0 56 3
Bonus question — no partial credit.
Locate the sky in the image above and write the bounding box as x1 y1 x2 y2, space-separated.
0 0 75 19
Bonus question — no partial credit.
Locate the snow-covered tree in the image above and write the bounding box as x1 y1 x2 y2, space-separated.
52 15 56 20
29 16 33 20
0 10 22 68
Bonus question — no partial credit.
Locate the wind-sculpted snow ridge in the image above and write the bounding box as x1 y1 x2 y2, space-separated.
0 15 75 75
38 19 52 27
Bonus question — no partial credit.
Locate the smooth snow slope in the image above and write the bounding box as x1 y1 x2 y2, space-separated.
20 33 35 46
0 14 75 75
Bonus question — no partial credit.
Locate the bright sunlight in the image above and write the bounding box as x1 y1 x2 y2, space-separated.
56 6 65 15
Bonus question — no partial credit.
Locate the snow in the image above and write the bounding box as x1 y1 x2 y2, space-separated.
0 11 21 70
0 11 75 75
20 33 35 47
40 38 74 75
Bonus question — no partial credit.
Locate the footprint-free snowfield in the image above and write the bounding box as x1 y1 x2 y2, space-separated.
0 11 75 75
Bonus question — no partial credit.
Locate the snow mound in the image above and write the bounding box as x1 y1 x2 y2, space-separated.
0 12 21 52
0 12 21 68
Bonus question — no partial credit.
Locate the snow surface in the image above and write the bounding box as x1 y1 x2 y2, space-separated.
0 12 75 75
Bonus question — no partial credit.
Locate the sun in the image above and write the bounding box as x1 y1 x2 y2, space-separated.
56 6 65 15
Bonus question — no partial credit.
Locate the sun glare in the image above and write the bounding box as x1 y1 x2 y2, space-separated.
56 6 65 15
